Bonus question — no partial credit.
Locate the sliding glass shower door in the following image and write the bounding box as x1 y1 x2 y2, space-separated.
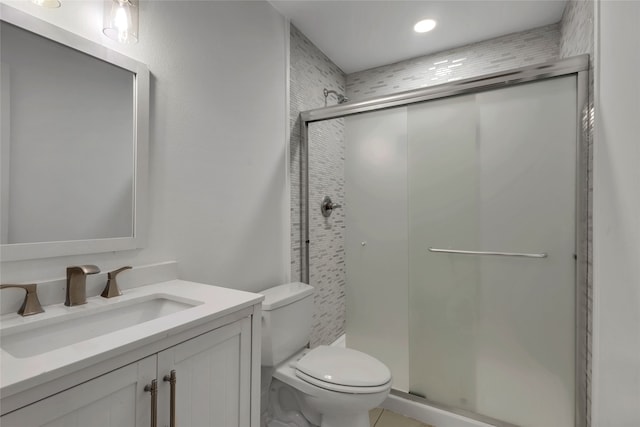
407 76 577 426
344 75 579 426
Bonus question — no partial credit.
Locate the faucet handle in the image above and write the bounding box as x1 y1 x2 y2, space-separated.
109 266 132 277
101 266 132 298
0 283 45 316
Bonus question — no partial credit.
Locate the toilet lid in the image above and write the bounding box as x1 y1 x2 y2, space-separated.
295 346 391 388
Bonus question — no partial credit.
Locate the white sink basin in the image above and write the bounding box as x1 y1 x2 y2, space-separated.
1 295 199 358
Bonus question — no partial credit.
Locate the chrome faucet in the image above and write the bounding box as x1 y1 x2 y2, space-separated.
65 265 100 306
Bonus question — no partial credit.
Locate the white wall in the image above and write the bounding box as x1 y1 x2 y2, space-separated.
0 1 288 294
593 1 640 425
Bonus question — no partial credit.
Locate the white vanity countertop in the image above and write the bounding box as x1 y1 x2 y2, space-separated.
0 280 263 398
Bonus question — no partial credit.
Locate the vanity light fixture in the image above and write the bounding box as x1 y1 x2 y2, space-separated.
414 19 437 33
31 0 61 8
103 0 138 44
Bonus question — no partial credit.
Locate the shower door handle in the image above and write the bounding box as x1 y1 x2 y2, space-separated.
428 248 547 258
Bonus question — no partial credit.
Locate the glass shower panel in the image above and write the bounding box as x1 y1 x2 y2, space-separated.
344 107 409 391
407 93 481 408
407 76 577 426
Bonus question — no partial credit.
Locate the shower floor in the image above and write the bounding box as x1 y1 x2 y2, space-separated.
370 408 434 427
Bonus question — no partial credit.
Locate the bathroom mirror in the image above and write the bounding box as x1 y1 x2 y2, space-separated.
0 5 149 261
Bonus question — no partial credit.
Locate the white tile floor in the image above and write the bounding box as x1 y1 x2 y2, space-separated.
369 408 434 427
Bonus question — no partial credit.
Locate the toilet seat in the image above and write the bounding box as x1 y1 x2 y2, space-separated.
295 370 391 394
294 346 391 394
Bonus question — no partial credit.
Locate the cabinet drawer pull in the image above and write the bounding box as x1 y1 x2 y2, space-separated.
144 380 158 427
163 370 177 427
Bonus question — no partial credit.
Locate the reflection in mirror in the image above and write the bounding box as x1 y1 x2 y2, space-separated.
1 21 134 244
0 5 149 261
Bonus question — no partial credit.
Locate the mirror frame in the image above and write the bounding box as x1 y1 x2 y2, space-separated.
0 4 149 261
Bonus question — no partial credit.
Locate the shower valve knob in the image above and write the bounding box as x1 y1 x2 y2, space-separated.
321 196 342 217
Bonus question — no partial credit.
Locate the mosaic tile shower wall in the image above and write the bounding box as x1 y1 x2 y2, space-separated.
289 25 347 346
307 119 346 347
346 24 560 100
560 1 595 425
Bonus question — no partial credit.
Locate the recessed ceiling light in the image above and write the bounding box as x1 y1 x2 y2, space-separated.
31 0 61 7
414 19 437 33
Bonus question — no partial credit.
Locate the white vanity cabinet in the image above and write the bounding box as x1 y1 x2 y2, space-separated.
157 317 252 427
1 356 156 427
2 317 252 427
0 281 263 427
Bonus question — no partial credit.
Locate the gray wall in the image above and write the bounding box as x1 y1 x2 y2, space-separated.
592 0 640 425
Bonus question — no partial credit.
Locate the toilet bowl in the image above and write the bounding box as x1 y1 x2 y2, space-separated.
269 347 391 427
260 283 392 427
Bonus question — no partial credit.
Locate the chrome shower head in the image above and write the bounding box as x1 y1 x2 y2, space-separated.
323 88 349 105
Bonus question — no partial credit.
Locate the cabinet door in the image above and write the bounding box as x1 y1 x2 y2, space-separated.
157 318 252 427
1 356 156 427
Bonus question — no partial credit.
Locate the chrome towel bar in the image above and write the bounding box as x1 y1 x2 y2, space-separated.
428 248 547 258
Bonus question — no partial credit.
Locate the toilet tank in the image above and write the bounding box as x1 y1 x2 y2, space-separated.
260 282 314 367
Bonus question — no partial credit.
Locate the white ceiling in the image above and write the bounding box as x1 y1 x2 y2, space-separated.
269 0 568 74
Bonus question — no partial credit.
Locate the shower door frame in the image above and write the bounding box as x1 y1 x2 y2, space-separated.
299 55 590 427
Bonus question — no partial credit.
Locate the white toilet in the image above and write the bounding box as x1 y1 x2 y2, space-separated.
260 282 392 427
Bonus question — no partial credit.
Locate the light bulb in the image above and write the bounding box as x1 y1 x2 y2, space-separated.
114 4 130 43
103 0 138 44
